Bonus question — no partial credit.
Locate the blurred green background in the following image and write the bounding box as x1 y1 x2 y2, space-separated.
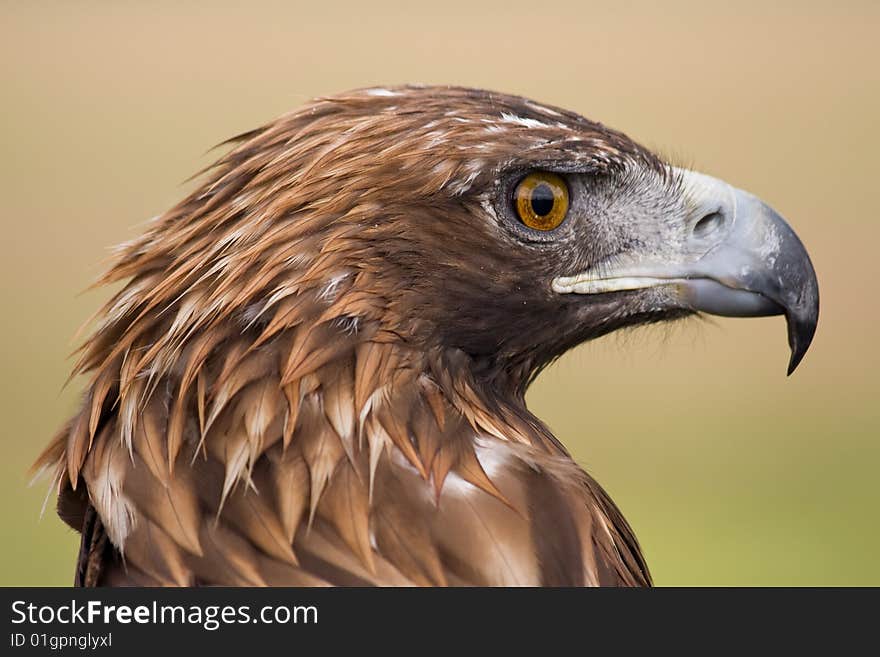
2 1 877 586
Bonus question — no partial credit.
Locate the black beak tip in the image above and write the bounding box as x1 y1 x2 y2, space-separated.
786 351 804 377
785 308 819 376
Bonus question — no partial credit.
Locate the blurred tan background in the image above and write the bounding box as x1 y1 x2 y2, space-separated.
2 1 877 586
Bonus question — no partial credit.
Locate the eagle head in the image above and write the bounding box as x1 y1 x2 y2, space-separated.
40 85 820 587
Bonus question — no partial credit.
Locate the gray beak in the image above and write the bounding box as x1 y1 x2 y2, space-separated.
552 170 820 374
678 186 819 374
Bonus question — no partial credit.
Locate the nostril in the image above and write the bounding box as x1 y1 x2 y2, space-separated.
693 211 725 238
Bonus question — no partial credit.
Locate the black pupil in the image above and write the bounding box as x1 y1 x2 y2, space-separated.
530 184 555 217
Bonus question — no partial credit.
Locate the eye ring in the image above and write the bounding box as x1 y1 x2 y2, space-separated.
513 172 569 231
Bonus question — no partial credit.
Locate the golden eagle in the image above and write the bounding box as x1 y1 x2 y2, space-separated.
36 86 818 586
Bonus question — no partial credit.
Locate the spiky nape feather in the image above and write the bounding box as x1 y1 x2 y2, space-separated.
36 86 653 586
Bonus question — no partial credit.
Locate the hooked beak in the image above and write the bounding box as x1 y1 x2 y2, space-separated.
552 170 819 374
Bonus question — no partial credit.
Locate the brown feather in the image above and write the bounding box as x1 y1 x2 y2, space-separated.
281 381 301 450
321 359 357 464
372 464 447 586
266 445 310 543
192 523 267 586
132 397 169 485
166 388 190 473
123 518 193 586
298 398 345 523
65 404 90 489
124 455 203 556
223 484 298 566
317 462 374 572
87 365 116 441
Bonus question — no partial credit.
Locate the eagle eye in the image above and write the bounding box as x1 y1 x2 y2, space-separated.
513 172 569 231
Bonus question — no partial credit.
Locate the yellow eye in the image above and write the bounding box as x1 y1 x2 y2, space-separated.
513 172 569 231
